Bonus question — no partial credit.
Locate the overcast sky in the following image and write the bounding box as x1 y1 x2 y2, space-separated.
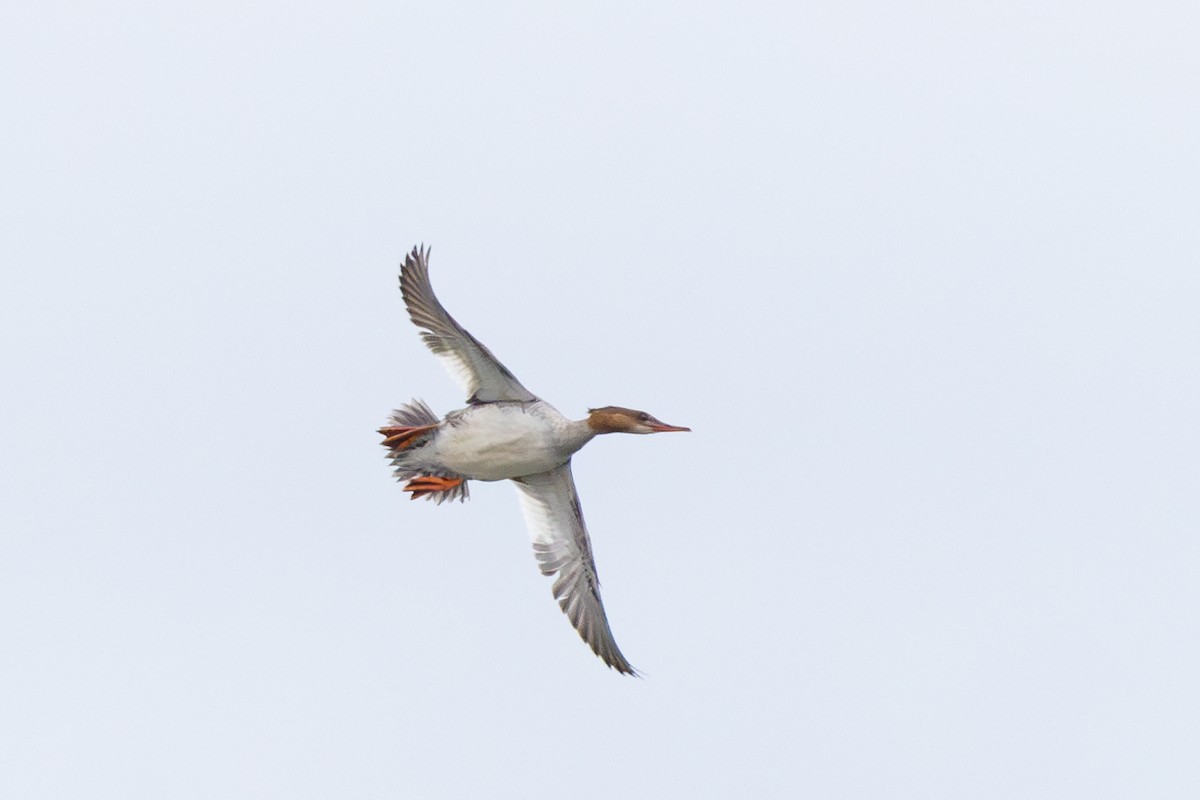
2 2 1198 798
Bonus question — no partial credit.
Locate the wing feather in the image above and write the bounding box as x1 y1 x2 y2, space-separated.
400 246 537 404
512 464 636 675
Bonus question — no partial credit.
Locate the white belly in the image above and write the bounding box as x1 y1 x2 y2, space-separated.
433 404 571 481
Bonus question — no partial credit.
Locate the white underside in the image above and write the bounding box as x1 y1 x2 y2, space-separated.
430 402 586 481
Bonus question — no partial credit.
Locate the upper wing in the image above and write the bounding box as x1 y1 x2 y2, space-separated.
512 463 636 675
400 246 538 404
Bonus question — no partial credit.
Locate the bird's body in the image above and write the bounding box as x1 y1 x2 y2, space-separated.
381 246 688 675
396 400 588 482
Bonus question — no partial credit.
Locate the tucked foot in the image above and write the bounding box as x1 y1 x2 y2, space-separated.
404 475 465 500
378 423 439 451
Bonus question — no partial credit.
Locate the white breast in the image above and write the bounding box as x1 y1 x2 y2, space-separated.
432 403 577 481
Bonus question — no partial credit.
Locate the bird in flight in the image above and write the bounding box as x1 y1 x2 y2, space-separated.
380 246 689 675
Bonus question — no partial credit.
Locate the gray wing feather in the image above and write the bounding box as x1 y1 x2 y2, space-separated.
512 464 636 675
400 246 537 404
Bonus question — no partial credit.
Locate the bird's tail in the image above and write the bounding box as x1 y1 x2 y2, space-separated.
379 399 469 504
379 398 440 453
384 397 440 430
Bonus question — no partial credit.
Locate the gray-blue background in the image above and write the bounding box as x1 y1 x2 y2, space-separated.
3 2 1197 797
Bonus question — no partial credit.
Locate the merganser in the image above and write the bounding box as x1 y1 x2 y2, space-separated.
380 246 689 675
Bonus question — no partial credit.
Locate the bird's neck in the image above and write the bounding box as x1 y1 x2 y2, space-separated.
558 418 599 455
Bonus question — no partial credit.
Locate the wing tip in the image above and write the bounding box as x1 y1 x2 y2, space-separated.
406 243 430 266
608 657 640 677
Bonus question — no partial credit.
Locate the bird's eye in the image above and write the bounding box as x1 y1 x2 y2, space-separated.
638 412 650 422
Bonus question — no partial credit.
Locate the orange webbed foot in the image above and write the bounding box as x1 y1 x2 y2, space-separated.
378 423 439 451
403 475 465 500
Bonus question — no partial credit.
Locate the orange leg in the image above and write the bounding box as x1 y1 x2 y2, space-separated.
403 475 465 500
378 423 439 451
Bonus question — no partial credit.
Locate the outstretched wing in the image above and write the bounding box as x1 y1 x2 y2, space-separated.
512 463 636 675
400 245 538 404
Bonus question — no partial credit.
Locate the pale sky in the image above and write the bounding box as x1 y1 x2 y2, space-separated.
2 2 1198 798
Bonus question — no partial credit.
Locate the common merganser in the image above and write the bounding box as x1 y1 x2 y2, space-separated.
380 246 689 675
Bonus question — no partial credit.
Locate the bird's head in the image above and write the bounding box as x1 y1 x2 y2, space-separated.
586 406 691 435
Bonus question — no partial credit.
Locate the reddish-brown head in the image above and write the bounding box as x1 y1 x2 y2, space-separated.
586 406 691 435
